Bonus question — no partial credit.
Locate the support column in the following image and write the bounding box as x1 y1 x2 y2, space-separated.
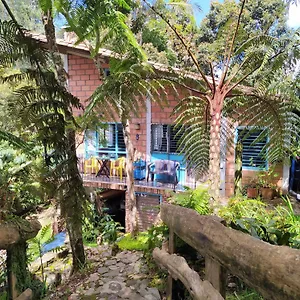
146 97 151 163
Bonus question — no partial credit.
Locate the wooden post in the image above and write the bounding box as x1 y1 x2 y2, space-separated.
15 288 32 300
205 257 227 298
166 228 174 300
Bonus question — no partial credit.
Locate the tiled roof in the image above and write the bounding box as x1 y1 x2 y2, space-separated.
29 32 116 58
29 32 203 81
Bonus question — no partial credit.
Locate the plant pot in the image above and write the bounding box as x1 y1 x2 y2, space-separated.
260 187 274 200
247 187 258 199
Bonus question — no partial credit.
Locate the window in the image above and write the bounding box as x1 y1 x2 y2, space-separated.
151 124 183 154
85 123 126 158
237 128 268 169
104 68 110 77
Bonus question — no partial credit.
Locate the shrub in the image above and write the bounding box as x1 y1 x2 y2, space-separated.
219 196 300 248
117 224 169 252
170 186 212 215
82 202 124 245
218 197 268 223
98 214 124 244
117 233 149 251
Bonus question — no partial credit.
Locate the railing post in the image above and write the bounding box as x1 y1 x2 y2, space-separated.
205 257 227 298
166 228 174 300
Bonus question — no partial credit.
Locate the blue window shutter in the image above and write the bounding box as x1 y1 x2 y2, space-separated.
237 128 267 169
117 124 126 152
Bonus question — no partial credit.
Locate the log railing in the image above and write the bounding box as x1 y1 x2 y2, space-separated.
153 203 300 300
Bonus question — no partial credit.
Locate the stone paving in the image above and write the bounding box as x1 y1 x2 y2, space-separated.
47 246 161 300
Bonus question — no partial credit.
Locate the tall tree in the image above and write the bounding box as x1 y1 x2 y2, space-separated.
56 0 147 234
38 0 87 271
143 0 300 200
1 0 87 272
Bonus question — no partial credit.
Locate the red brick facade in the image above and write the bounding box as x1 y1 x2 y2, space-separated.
67 52 287 200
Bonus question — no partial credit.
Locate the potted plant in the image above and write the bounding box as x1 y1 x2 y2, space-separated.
244 180 259 199
257 166 279 200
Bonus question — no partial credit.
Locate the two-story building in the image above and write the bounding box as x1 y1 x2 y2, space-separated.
31 33 293 231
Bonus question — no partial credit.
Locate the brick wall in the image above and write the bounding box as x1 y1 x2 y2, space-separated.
68 54 105 114
67 53 186 160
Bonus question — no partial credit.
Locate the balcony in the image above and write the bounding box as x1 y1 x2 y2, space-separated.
78 158 198 193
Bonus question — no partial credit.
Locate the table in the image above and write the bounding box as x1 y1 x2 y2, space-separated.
96 159 110 178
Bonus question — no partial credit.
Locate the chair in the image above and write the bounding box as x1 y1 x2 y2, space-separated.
147 160 180 189
110 157 126 180
84 157 99 174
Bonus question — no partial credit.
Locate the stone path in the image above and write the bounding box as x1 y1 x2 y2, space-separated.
46 246 161 300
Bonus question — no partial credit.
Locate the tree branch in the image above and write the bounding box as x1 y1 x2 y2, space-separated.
141 0 213 92
160 76 207 96
209 62 216 96
219 0 247 87
153 248 224 300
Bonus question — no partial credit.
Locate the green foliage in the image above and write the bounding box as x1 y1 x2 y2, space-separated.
196 0 290 64
56 0 145 59
0 292 7 300
28 277 47 300
219 196 300 248
98 214 124 244
28 224 65 292
170 186 212 215
27 224 53 263
218 197 268 223
0 0 44 32
117 223 168 253
145 223 169 253
82 205 123 244
0 142 43 218
82 204 101 243
227 288 263 300
117 232 149 251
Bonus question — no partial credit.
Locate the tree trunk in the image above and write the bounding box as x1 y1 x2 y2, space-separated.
62 128 86 272
7 242 31 300
234 140 243 196
41 10 86 271
121 117 138 235
208 98 222 200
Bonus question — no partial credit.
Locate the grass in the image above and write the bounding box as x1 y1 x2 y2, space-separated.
0 292 7 300
117 232 149 251
227 289 263 300
83 241 98 248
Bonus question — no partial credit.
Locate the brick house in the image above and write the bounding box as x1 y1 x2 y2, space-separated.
32 33 293 230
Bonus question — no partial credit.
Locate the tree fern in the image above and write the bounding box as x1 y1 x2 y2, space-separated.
143 0 300 199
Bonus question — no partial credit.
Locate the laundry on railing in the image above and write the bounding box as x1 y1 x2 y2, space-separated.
147 160 180 189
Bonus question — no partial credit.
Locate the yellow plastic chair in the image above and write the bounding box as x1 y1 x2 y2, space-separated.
110 157 126 180
84 157 99 174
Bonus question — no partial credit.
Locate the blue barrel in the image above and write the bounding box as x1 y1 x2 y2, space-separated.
133 159 146 180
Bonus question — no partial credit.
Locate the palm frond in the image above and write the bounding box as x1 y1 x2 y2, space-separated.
0 131 33 152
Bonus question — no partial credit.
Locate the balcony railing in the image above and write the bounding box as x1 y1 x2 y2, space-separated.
78 157 198 191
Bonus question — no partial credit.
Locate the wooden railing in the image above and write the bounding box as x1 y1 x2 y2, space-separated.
153 203 300 300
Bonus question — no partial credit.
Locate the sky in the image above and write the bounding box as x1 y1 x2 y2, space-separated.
190 0 300 28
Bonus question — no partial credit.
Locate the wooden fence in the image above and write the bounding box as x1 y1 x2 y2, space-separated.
153 203 300 300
